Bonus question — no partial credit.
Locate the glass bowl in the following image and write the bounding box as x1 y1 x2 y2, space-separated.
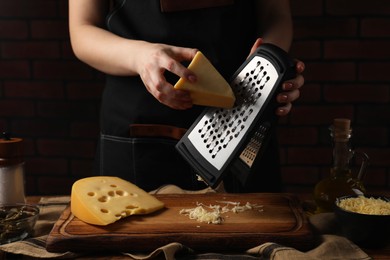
0 204 40 244
334 195 390 248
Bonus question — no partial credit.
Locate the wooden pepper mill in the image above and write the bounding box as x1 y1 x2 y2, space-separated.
0 132 26 204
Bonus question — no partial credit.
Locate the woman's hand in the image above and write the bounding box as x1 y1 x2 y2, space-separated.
276 60 305 116
134 43 198 110
249 38 305 117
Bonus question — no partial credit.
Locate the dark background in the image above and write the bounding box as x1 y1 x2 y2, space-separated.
0 0 389 195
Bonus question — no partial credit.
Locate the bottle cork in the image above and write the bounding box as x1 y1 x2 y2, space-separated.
332 118 351 141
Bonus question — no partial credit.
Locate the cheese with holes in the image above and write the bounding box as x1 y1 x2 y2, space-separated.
174 51 235 108
70 176 165 225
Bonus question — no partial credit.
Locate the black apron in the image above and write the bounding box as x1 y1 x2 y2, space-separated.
96 0 282 192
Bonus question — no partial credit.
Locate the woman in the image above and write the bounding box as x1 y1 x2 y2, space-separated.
68 0 304 192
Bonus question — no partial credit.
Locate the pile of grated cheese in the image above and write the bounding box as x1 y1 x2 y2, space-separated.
338 196 390 215
179 201 263 224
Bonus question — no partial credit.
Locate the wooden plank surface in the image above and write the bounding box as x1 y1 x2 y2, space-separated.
46 193 316 253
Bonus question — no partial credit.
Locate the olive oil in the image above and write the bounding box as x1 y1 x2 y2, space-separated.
314 168 365 213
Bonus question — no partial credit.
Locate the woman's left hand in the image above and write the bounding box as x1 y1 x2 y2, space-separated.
276 59 305 116
248 38 305 116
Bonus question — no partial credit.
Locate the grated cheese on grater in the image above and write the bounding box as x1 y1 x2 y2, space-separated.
338 196 390 215
179 201 263 224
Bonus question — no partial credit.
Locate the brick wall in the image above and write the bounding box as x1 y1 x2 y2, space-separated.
0 0 389 195
283 0 390 192
0 0 103 195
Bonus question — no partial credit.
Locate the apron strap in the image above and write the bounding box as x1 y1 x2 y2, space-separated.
129 124 187 140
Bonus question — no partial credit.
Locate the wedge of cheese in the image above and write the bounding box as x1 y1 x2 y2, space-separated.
174 51 235 108
70 176 165 226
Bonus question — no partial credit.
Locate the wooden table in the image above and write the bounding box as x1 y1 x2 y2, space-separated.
2 193 387 260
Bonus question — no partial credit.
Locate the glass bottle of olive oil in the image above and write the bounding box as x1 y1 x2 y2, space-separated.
313 118 368 213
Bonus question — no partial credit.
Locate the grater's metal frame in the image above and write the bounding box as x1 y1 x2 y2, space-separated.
239 121 270 168
176 44 296 188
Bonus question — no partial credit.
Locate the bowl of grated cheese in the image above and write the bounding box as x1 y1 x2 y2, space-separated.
334 195 390 248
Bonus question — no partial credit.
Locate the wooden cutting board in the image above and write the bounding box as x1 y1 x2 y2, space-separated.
46 193 316 253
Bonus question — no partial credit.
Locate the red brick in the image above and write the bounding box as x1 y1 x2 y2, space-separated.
356 105 390 124
58 0 69 18
0 61 30 79
318 166 331 180
359 62 390 81
71 160 95 177
362 168 387 187
278 115 290 126
294 18 358 39
353 126 389 146
18 138 35 156
362 18 390 37
327 0 390 15
304 62 356 82
299 83 322 103
37 139 96 158
0 21 28 39
290 41 322 60
37 177 75 195
4 81 64 98
70 122 100 138
2 41 60 59
36 101 98 119
281 167 320 185
325 40 390 60
361 147 390 167
0 0 58 18
0 100 35 117
31 20 69 39
290 105 355 125
287 147 332 165
278 126 319 145
11 119 68 137
66 81 104 100
62 41 77 59
279 147 287 164
33 61 95 80
290 0 323 16
25 158 68 175
0 120 6 131
324 84 389 103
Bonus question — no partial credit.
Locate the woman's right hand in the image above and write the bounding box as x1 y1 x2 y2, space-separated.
134 43 198 110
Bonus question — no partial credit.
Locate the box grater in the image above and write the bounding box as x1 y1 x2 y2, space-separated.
176 43 296 188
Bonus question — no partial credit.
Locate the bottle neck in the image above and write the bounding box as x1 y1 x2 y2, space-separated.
330 127 353 177
333 141 352 168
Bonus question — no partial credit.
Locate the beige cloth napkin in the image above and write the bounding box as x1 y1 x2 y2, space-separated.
247 235 371 260
0 185 373 260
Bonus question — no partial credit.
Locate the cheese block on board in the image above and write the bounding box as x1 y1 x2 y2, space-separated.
174 51 235 108
71 176 165 226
